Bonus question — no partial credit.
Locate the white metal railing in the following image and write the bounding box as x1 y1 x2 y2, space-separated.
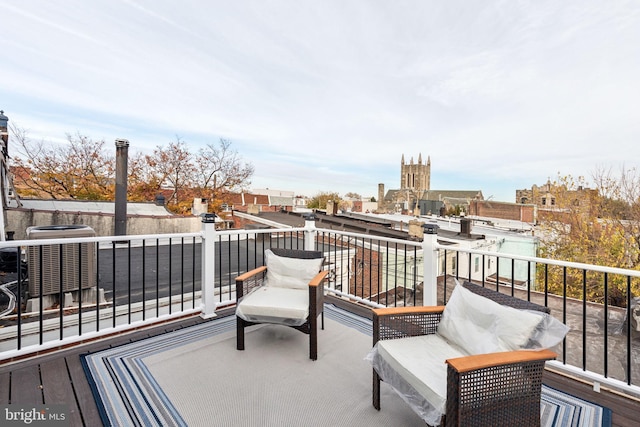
0 217 638 398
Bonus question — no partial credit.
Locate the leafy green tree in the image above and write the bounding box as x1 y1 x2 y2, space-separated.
536 172 640 306
307 192 340 209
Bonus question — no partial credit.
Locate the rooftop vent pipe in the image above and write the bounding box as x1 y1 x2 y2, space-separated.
114 139 129 236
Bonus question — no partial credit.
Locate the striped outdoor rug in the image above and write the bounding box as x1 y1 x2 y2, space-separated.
82 304 611 426
541 384 611 427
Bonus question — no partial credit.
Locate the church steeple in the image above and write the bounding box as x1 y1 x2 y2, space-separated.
400 153 431 193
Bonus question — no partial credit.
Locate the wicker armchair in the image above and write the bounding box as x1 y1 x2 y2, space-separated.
235 248 328 360
371 282 559 426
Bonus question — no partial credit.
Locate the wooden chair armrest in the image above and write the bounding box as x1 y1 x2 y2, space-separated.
235 266 267 299
446 349 557 373
309 270 329 321
308 270 329 288
235 266 267 282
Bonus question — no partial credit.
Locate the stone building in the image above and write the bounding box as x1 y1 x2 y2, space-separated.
400 153 431 193
516 179 559 207
516 179 597 213
378 154 483 215
378 154 431 213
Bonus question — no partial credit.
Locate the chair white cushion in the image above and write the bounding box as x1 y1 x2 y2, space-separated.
236 286 309 326
437 284 543 355
264 249 324 290
376 334 467 418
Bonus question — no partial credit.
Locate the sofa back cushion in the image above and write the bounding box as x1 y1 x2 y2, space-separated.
264 248 324 290
437 284 544 355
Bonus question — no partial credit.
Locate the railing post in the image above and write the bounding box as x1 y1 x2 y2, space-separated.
303 213 318 250
200 214 217 319
422 223 439 306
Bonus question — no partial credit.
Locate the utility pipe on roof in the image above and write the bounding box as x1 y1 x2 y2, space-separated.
114 139 129 236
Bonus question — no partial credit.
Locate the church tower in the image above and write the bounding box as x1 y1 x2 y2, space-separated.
400 153 431 193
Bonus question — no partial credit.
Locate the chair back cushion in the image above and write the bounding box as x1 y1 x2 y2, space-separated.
437 284 543 355
264 248 324 290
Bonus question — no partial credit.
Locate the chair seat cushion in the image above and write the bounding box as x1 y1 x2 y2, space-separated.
236 286 309 326
374 334 467 419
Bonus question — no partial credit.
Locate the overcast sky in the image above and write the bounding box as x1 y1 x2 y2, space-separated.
2 1 639 202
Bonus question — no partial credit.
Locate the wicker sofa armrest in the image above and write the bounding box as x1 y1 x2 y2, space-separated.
235 266 267 299
446 349 557 373
372 306 445 344
445 349 557 426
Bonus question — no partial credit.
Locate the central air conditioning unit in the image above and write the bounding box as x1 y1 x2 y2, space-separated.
26 225 96 298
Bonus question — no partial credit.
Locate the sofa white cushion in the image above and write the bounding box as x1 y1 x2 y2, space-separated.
437 284 543 355
264 249 323 290
236 286 309 326
376 334 467 418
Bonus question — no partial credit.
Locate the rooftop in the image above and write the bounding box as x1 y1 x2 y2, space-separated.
0 214 638 426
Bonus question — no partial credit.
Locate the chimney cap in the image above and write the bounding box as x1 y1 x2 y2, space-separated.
115 138 130 147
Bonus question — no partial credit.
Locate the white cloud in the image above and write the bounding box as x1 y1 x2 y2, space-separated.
1 0 639 202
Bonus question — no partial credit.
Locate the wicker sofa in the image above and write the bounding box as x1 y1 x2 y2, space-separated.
367 281 568 426
235 248 328 360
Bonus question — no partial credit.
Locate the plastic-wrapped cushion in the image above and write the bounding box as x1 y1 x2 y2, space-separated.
235 286 309 326
365 335 467 426
264 249 323 290
437 284 544 354
525 309 570 349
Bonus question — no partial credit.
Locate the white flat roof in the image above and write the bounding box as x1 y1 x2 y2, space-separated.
17 199 174 216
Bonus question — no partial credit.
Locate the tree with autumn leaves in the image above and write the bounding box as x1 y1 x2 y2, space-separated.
9 126 254 215
536 169 640 307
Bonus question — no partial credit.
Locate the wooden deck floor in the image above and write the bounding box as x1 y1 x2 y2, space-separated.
1 301 639 427
0 312 220 426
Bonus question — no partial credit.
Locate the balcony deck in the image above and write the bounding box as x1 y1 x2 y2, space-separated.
1 297 639 427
